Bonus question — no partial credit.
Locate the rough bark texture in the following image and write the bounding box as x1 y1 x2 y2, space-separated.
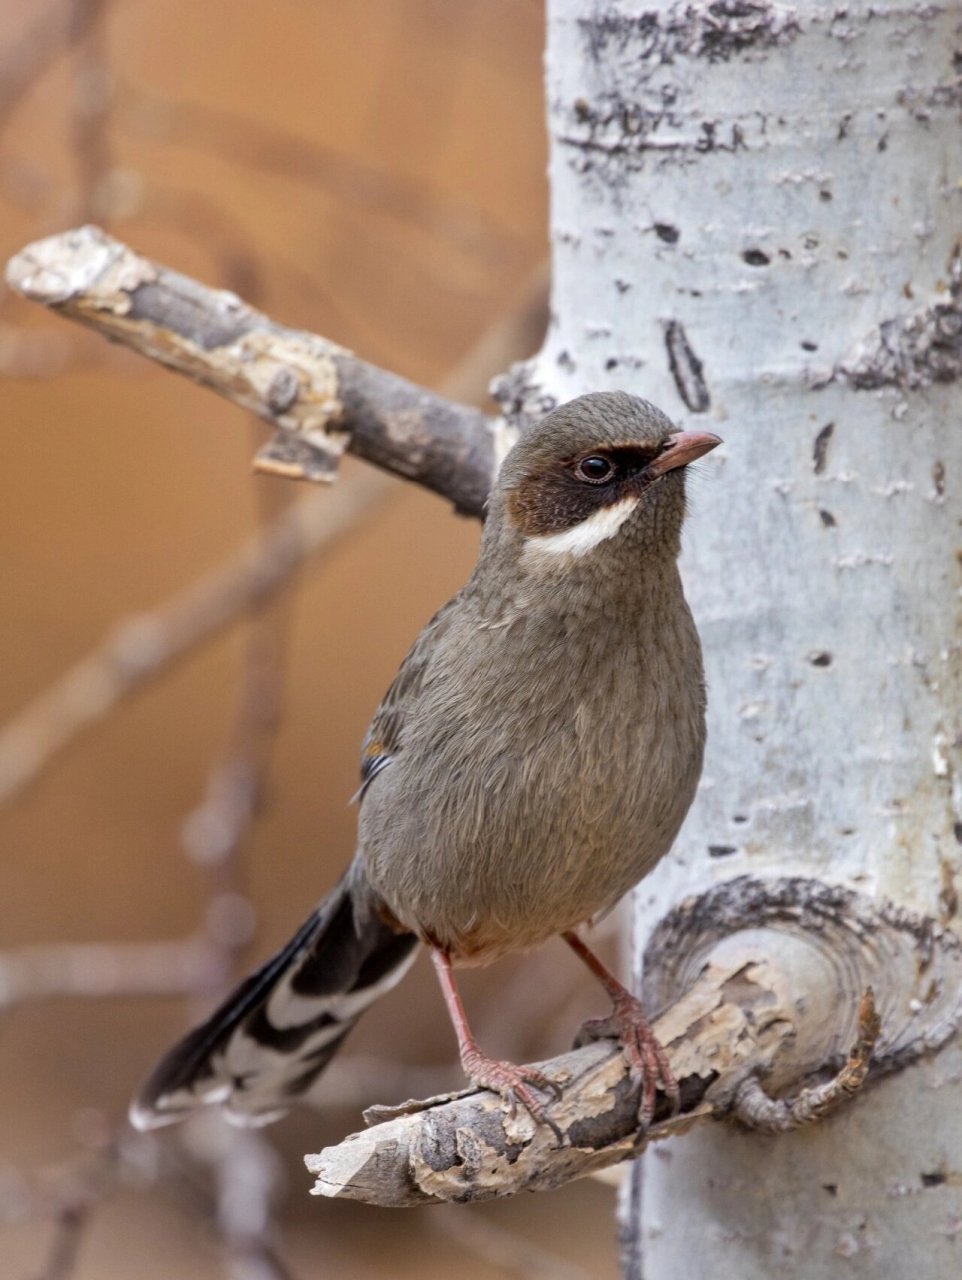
5 226 499 515
527 2 962 1275
307 879 962 1206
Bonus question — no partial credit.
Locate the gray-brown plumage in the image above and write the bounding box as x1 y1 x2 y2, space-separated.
130 391 720 1132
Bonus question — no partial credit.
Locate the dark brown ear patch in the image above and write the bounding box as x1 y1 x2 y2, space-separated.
507 444 658 537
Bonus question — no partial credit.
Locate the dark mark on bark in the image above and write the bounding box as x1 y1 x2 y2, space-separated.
743 248 770 266
266 367 299 414
809 651 833 667
933 460 946 498
129 279 256 350
654 222 680 244
558 98 748 190
801 340 818 352
708 844 738 858
813 422 834 474
840 246 962 391
940 860 959 921
579 3 800 65
921 1170 946 1188
418 1106 524 1174
843 303 962 389
565 1073 638 1149
819 509 837 528
490 359 558 436
664 320 710 412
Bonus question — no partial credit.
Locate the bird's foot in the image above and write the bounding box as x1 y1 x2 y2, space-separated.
461 1047 563 1141
575 990 678 1125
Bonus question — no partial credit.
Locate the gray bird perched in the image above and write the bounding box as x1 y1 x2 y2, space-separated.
130 391 720 1133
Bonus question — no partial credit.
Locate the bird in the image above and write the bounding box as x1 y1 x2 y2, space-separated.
130 390 720 1134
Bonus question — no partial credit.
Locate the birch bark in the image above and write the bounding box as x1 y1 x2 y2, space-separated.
512 3 962 1275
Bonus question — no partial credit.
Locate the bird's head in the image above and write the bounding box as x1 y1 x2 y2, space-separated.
490 392 720 574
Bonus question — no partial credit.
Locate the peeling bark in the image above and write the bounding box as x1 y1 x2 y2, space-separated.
839 244 962 390
306 879 962 1206
5 226 496 515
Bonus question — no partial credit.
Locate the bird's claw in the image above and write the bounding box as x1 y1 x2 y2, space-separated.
575 992 678 1126
461 1049 564 1142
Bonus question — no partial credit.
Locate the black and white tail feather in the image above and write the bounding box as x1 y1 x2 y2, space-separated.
129 867 417 1130
132 580 450 1130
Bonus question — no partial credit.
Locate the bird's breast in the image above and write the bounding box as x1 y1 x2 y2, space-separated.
359 590 705 963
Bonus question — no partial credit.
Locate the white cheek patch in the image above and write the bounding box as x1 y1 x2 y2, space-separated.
523 495 640 562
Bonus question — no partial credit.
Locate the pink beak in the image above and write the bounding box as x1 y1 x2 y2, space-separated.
647 430 722 478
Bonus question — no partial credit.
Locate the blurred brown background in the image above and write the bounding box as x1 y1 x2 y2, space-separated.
0 1 624 1276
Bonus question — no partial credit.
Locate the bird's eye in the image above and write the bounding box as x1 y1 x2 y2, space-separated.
575 455 615 484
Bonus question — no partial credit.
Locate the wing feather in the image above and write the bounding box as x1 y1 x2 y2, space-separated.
357 595 462 797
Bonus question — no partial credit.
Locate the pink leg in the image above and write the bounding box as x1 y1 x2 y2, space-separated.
430 947 562 1137
563 930 678 1124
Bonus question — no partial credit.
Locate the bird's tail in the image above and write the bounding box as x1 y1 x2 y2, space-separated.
129 867 418 1130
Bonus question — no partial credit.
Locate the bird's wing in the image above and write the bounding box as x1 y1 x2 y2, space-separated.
357 595 462 799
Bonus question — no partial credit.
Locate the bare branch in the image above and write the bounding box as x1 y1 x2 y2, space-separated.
118 89 520 268
5 226 501 513
33 1200 89 1280
68 0 112 224
0 1 75 132
0 939 216 1008
305 879 962 1206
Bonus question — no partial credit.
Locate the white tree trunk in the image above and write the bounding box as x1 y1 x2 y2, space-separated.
509 2 962 1275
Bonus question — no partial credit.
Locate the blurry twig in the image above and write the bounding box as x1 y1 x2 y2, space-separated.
180 1119 294 1280
0 938 217 1009
180 458 297 965
68 0 112 223
179 455 301 1278
0 0 75 132
119 90 520 268
32 1200 89 1280
0 468 394 809
314 1054 456 1111
430 1210 595 1280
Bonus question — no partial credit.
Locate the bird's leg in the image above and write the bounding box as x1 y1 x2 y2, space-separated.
429 947 562 1137
563 930 678 1124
